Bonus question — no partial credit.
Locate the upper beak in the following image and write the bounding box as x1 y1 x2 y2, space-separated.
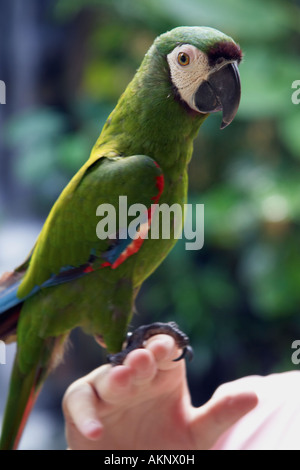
194 62 241 129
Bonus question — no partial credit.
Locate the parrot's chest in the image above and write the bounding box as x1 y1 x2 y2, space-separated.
131 169 188 286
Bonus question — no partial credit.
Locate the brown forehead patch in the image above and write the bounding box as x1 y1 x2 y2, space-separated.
208 41 243 65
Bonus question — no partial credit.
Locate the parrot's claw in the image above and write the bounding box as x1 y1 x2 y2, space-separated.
172 344 194 362
107 321 193 366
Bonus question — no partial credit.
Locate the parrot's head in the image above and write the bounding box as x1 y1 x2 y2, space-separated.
150 26 242 129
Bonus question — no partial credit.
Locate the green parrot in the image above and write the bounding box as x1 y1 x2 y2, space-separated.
0 26 242 449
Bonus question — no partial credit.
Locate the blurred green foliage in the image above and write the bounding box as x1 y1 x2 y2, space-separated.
3 0 300 402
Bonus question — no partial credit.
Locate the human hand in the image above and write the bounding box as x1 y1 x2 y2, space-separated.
63 334 257 450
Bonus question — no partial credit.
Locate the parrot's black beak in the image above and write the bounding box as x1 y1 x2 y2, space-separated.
194 62 241 129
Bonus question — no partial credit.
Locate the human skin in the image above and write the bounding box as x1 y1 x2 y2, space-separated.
63 334 258 450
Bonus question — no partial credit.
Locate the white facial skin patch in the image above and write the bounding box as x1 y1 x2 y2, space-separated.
167 44 211 112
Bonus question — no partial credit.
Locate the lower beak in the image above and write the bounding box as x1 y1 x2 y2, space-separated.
194 62 241 129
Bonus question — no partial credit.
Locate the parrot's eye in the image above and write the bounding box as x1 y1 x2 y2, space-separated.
177 52 190 66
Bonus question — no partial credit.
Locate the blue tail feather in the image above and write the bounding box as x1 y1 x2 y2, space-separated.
0 261 94 316
0 280 23 314
0 280 38 315
0 250 111 317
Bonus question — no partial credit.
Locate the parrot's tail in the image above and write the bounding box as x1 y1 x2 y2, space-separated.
0 335 67 450
0 354 42 450
0 270 26 342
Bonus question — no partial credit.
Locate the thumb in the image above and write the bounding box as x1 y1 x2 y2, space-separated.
190 391 258 449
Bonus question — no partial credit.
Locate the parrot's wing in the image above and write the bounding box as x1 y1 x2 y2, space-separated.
0 155 164 450
17 155 164 299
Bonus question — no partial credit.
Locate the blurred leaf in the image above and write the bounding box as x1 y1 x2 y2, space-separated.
279 112 300 159
4 108 66 147
239 51 299 118
84 61 133 100
147 0 295 40
58 134 92 171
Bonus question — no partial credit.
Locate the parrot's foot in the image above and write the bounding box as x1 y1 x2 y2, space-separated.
107 321 193 366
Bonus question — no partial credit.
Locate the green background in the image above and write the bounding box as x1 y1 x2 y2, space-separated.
0 0 300 449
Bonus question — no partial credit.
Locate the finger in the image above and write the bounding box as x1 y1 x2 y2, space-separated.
92 364 134 404
96 349 157 399
145 334 184 370
123 348 157 385
93 337 182 403
191 391 258 449
63 380 103 440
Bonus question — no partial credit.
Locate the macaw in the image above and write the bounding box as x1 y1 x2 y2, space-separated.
0 26 242 449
